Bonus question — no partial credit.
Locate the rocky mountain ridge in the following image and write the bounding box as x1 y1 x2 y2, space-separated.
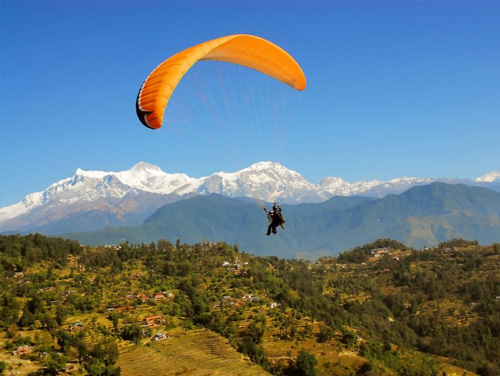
1 161 499 234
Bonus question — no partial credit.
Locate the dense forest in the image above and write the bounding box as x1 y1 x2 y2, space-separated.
0 234 499 375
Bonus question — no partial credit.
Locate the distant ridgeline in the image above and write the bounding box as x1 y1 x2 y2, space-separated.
1 234 499 376
62 182 500 259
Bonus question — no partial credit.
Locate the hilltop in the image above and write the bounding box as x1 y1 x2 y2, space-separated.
1 234 499 375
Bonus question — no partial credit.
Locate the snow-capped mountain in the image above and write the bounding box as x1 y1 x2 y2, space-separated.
196 162 323 203
476 170 500 183
318 176 383 196
0 161 498 234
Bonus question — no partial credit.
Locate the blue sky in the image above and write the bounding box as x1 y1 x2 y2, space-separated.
1 0 499 208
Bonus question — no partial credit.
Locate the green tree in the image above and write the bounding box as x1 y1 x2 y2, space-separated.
296 348 317 376
44 352 67 375
26 295 44 315
40 313 58 330
87 359 106 376
246 315 266 344
54 329 73 354
0 293 21 329
121 324 142 344
318 323 334 343
55 304 68 326
237 337 268 368
341 329 358 349
75 338 88 365
87 338 120 376
18 308 36 328
357 361 373 375
108 312 119 333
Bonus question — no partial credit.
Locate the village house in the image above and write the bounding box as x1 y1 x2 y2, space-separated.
143 315 165 328
152 332 169 341
371 248 390 259
104 244 121 250
66 322 85 333
120 295 134 302
142 320 156 328
12 345 32 356
223 261 246 271
151 292 166 301
163 291 174 299
117 305 134 313
242 293 253 301
130 272 145 279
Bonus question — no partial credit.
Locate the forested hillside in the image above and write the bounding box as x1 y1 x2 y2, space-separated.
66 183 500 258
0 234 499 375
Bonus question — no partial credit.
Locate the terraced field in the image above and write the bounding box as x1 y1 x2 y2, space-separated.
118 329 270 376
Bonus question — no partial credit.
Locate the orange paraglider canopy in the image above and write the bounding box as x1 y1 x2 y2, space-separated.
136 34 306 129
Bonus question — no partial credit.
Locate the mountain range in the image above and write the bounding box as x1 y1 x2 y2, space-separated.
1 162 500 244
65 183 500 259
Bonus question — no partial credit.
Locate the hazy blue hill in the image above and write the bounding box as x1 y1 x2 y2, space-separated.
66 194 375 258
140 195 378 257
397 182 500 214
65 183 500 258
339 183 500 248
1 192 187 236
341 183 500 226
38 207 129 234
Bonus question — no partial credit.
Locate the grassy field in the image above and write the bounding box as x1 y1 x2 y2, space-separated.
118 328 270 376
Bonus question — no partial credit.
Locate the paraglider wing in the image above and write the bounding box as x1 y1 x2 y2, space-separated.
136 34 306 129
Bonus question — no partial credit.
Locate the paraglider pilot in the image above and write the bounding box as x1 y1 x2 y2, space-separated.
264 203 285 235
